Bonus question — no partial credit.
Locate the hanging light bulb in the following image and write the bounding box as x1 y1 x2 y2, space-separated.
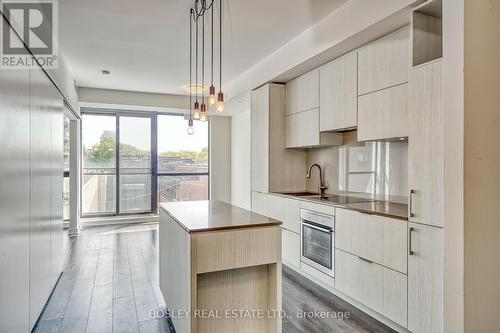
187 118 194 135
208 4 216 106
200 99 207 122
208 85 216 105
216 91 224 112
193 101 200 119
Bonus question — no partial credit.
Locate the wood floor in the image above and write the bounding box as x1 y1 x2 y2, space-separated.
33 223 395 333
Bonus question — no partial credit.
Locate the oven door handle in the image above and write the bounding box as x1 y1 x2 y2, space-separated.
301 222 333 233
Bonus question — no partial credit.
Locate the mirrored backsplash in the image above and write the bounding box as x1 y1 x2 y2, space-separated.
305 131 408 200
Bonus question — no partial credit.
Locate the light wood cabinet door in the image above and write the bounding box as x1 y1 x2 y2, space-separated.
335 249 408 327
320 52 358 131
358 83 409 141
251 85 269 192
286 69 319 115
408 60 443 227
285 108 319 148
268 195 301 234
335 209 407 274
408 223 443 333
282 228 300 269
358 27 410 95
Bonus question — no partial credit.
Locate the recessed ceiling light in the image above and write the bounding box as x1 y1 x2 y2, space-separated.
102 70 110 75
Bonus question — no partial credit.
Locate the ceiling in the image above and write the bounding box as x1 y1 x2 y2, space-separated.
59 0 348 96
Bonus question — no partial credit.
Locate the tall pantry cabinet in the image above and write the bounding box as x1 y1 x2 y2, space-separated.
0 31 65 332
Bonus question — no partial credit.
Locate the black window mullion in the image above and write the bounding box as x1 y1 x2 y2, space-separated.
151 113 158 214
116 114 120 215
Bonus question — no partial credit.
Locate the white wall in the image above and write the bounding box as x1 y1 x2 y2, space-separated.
209 117 231 203
230 110 251 210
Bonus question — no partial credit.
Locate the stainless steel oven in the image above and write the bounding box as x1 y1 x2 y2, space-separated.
300 209 335 277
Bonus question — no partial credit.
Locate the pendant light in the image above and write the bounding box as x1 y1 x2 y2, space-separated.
208 4 216 105
187 9 194 135
215 0 224 113
200 12 207 122
187 0 224 132
193 10 200 120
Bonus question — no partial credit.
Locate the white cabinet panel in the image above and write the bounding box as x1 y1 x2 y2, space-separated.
251 84 306 193
408 60 443 227
358 83 409 141
251 85 270 193
335 209 407 274
408 223 443 333
0 46 31 333
335 249 407 327
358 27 410 95
320 52 358 131
286 69 319 115
29 66 53 329
282 229 300 269
50 86 64 289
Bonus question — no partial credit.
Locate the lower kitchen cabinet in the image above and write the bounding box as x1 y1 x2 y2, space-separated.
335 249 407 327
335 209 407 274
408 223 443 333
282 228 301 269
268 194 301 234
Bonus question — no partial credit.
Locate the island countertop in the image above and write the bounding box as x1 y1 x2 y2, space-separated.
159 200 282 233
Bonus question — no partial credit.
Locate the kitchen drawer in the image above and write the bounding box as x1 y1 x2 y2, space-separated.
268 195 301 234
335 208 407 274
358 83 410 141
335 249 407 327
299 200 335 216
282 228 300 269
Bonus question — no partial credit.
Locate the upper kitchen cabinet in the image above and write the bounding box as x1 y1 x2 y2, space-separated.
251 83 306 193
319 51 358 132
408 60 443 227
286 69 319 115
358 83 409 141
358 27 410 95
285 108 343 148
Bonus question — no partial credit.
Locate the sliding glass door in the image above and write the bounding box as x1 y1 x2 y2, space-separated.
157 114 209 203
81 110 209 218
119 116 152 213
82 114 117 215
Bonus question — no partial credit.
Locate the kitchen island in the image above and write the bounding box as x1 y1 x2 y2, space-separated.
159 200 283 333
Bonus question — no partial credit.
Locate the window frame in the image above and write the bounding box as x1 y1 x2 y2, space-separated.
80 108 209 218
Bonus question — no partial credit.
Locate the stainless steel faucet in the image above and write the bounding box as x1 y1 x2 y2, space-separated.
306 163 327 195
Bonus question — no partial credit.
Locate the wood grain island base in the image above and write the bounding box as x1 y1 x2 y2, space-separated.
159 200 283 333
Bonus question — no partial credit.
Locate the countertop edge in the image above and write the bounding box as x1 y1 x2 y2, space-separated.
159 204 283 234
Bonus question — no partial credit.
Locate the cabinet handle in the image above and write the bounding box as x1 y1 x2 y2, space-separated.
409 189 416 217
409 227 415 256
358 256 373 264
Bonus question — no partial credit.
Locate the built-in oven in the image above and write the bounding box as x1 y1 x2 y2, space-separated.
300 209 335 277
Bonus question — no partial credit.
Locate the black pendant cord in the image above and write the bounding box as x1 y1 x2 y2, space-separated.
193 0 215 21
195 12 198 104
219 0 222 92
202 13 205 101
189 10 192 118
211 3 214 86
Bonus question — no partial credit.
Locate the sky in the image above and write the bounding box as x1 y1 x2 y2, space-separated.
82 114 208 153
